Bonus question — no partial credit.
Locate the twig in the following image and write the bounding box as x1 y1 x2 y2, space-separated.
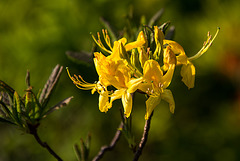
28 124 63 161
92 121 124 161
133 112 154 161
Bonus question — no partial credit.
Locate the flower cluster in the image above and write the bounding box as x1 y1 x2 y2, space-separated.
67 26 219 119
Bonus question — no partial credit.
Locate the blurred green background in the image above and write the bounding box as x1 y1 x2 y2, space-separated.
0 0 240 160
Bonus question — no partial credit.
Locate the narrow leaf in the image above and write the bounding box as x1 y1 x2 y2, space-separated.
43 96 73 117
39 65 63 108
165 26 175 40
0 91 10 106
12 91 22 126
0 80 15 98
0 117 16 125
74 144 82 161
14 91 21 113
0 100 12 118
99 17 117 42
25 70 31 88
148 8 164 26
66 51 93 65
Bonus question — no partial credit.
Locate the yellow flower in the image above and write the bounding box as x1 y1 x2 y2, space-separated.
68 26 219 120
94 51 142 117
66 68 110 112
163 39 194 89
153 26 165 62
163 27 219 89
138 59 175 120
108 77 142 118
92 29 146 58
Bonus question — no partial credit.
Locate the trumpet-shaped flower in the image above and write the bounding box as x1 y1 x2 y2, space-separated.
67 30 146 118
68 25 219 120
66 69 110 112
138 58 176 119
163 27 219 89
94 51 142 117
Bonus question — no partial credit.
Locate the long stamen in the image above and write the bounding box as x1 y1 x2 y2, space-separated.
145 81 161 97
189 27 220 61
102 29 113 50
91 32 112 54
66 67 96 90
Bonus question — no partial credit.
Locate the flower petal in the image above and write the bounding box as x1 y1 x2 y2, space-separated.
122 91 133 118
145 96 161 120
143 60 163 83
125 31 146 51
161 89 175 113
99 90 110 112
163 40 188 65
160 64 175 89
127 77 143 93
180 61 195 89
109 89 125 107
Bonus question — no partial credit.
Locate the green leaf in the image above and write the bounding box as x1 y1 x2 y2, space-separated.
66 51 93 65
0 80 15 98
74 134 91 161
0 117 16 125
158 21 171 33
148 8 164 27
42 96 73 118
74 144 82 161
28 90 42 120
12 91 22 126
0 100 12 118
165 26 175 40
25 70 31 88
39 65 63 110
24 88 33 114
99 17 117 42
14 91 21 113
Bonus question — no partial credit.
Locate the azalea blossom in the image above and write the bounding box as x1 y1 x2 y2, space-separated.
67 25 219 119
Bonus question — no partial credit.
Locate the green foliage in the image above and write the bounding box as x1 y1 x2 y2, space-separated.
0 0 240 160
0 65 73 133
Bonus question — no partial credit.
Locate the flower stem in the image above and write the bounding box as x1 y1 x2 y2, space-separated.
28 124 63 161
92 121 124 161
133 111 154 161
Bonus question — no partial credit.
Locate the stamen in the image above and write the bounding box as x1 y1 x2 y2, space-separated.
91 31 112 54
189 27 220 61
66 67 96 90
102 29 113 50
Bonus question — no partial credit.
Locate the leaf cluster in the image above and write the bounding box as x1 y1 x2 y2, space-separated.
0 65 73 133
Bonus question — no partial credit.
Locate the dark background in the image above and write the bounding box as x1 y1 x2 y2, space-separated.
0 0 240 160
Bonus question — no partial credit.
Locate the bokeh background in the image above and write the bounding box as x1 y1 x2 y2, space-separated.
0 0 240 160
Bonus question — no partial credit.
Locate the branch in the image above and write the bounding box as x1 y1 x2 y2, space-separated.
133 112 154 161
92 122 124 161
28 124 63 161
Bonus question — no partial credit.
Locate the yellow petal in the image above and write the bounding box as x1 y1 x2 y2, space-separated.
122 91 133 118
160 64 175 89
125 31 146 51
154 26 164 45
99 90 110 112
138 47 148 68
143 60 163 83
111 41 122 60
161 89 175 113
180 61 195 89
145 96 161 120
127 77 143 93
109 89 125 107
163 40 188 65
153 26 164 61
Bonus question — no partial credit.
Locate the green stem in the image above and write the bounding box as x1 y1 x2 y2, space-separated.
28 123 63 161
133 111 154 161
